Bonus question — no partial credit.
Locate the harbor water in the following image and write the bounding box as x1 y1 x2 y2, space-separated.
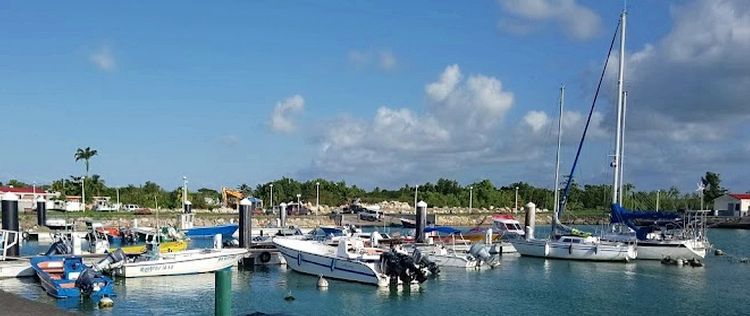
1 226 749 315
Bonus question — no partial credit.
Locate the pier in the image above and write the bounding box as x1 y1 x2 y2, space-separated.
0 289 77 315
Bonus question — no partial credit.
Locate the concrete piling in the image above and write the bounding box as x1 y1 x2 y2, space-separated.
214 268 231 316
1 192 20 256
415 200 427 243
524 202 536 240
36 196 46 227
279 203 287 227
239 198 252 248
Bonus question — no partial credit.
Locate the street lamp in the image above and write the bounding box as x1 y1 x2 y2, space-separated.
116 186 121 211
269 184 274 212
182 176 188 205
296 193 301 214
514 186 519 214
469 186 473 213
315 182 320 224
414 185 419 213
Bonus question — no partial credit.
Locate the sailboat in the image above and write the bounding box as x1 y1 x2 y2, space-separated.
511 83 636 261
603 9 708 260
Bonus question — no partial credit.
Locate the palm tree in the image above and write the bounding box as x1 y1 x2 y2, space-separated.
74 147 98 208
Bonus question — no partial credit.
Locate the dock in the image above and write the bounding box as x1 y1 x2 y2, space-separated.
0 289 77 315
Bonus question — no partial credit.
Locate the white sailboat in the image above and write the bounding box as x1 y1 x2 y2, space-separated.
511 84 636 262
604 8 708 260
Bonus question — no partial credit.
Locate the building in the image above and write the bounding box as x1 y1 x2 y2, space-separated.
714 193 750 217
0 186 60 212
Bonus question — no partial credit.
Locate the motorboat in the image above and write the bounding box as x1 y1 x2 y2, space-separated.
491 214 525 237
103 240 247 278
273 236 437 287
0 229 34 278
30 255 115 300
416 227 498 269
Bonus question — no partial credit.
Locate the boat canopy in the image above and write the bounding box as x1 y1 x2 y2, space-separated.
610 203 681 240
423 226 461 235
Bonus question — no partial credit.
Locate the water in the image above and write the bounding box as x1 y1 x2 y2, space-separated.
2 227 750 315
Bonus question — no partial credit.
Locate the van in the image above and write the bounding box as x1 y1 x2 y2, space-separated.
359 208 382 221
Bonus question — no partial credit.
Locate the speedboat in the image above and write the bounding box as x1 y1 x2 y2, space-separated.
104 241 247 278
416 227 498 269
30 256 115 300
274 236 437 287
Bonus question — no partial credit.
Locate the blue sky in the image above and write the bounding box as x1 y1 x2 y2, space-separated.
1 0 748 193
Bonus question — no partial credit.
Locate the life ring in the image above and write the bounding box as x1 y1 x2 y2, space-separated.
259 251 272 263
22 232 29 240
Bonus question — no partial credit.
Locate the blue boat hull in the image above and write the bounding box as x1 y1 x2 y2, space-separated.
183 224 238 238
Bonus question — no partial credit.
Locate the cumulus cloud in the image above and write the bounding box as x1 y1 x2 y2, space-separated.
270 95 305 133
497 0 602 40
89 45 116 72
348 48 398 71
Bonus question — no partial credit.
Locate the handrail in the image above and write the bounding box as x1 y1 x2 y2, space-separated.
0 229 20 260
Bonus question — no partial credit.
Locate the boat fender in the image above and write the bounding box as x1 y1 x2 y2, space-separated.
260 251 272 263
98 296 114 308
317 275 329 289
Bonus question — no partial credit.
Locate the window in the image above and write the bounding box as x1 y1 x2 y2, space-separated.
736 204 741 211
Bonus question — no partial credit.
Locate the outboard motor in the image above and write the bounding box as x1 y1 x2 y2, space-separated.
469 243 497 267
412 248 439 276
75 268 107 295
94 249 127 271
45 239 73 256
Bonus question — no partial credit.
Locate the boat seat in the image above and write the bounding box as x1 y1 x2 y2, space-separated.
42 268 65 274
59 282 76 289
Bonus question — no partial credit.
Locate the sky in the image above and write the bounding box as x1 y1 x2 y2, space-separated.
0 0 748 193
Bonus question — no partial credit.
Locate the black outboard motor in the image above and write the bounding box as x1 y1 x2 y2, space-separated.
45 240 73 256
95 248 127 271
75 268 103 295
413 248 440 276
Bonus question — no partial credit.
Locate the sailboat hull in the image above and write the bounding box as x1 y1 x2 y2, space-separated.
511 239 636 261
635 240 706 260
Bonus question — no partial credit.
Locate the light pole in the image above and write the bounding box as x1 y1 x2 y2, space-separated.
296 193 301 215
32 181 37 205
182 176 188 204
514 186 519 214
656 189 660 212
269 184 274 212
81 176 86 211
315 182 320 224
116 186 121 211
469 186 473 213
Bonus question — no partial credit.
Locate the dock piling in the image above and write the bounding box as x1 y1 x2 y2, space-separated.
279 203 287 227
183 200 193 214
416 201 427 243
214 268 231 316
239 198 252 248
36 197 46 227
1 193 20 256
524 202 536 240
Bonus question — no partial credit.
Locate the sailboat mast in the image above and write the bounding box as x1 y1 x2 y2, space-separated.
552 85 565 238
619 90 628 206
612 8 627 205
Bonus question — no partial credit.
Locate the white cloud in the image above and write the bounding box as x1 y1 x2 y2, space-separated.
348 48 398 71
270 95 305 133
89 45 116 72
497 0 602 40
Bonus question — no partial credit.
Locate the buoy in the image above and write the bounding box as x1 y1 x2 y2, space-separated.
715 249 725 256
317 275 329 289
98 296 114 308
284 291 295 301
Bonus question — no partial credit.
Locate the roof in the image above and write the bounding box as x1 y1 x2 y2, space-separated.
0 186 47 194
729 193 750 200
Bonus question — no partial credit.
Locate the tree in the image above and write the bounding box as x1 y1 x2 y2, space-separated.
702 171 727 205
74 146 98 205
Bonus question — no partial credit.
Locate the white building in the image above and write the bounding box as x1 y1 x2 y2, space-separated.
0 186 60 212
714 193 750 217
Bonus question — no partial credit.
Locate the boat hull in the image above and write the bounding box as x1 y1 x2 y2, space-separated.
183 224 238 238
0 260 34 278
273 238 386 286
635 240 706 260
511 239 636 261
113 248 246 278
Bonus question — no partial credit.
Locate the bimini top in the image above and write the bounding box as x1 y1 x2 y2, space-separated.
423 226 461 235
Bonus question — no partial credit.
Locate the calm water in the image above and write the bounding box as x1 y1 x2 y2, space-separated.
2 227 750 315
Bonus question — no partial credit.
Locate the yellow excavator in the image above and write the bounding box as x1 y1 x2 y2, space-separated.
222 187 245 209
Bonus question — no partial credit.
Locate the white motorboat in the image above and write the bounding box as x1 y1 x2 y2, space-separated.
416 226 499 268
274 236 435 287
491 214 525 237
110 247 247 278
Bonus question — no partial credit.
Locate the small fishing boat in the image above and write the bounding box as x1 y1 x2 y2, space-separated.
416 227 498 269
111 240 188 255
30 256 115 299
182 224 238 238
102 240 247 278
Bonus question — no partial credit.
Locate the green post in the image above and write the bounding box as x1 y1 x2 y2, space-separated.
215 268 231 316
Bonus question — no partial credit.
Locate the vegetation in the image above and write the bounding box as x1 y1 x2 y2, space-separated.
2 171 732 212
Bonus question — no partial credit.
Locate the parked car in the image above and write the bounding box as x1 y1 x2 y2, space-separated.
359 208 382 221
286 203 312 216
122 204 142 212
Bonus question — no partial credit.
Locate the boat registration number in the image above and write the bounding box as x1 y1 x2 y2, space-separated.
140 264 175 273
